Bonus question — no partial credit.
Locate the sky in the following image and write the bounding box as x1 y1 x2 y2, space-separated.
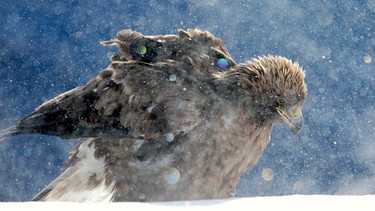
0 0 374 201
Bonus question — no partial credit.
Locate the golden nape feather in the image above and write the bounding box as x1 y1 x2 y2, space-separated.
0 28 307 202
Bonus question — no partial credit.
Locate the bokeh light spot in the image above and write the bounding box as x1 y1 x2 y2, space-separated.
293 180 304 192
317 11 334 26
261 167 274 181
136 45 147 55
23 148 31 157
364 55 372 63
217 58 229 68
162 167 180 185
165 133 174 142
169 74 177 81
138 193 145 200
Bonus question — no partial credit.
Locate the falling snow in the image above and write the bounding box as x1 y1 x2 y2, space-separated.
0 0 374 202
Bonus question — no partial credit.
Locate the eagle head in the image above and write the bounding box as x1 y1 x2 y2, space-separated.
214 55 307 134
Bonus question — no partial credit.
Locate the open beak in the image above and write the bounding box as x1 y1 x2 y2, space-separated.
276 107 304 134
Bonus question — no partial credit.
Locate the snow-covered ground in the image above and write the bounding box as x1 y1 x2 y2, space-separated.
1 195 374 210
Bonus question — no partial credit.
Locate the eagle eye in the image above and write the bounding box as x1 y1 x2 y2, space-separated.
278 99 286 106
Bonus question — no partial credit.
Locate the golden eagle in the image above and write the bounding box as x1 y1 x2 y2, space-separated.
0 28 307 202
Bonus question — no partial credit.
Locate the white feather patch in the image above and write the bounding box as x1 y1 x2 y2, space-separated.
43 140 115 202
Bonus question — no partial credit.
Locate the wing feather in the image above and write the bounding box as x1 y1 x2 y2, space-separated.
0 28 234 143
1 61 211 140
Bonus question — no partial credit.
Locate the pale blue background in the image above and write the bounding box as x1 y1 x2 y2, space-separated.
0 0 374 201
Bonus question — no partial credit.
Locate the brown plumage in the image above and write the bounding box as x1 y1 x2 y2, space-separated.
0 28 307 202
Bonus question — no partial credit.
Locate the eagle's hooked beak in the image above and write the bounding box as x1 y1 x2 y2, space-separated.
276 107 304 134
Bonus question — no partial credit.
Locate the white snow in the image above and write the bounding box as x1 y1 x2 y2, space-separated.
0 195 374 211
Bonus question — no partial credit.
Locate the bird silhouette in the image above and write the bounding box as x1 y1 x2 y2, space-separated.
0 28 307 202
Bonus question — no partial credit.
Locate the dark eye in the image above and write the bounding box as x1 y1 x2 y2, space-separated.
278 99 286 106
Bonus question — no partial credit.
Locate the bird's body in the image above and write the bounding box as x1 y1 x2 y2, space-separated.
0 28 307 202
